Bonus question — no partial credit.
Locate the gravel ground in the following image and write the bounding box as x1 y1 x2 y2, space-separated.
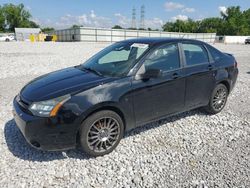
0 42 249 187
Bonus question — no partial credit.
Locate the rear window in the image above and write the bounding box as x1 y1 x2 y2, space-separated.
182 43 209 66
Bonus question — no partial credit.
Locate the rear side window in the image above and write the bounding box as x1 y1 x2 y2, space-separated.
206 45 222 61
182 43 209 66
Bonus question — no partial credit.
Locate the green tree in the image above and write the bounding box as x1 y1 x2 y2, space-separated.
197 17 224 34
162 21 176 32
127 27 137 30
2 3 39 32
163 19 198 33
71 24 83 29
162 6 250 36
147 28 159 31
221 6 243 35
41 27 55 33
0 6 5 31
29 20 39 28
112 25 123 29
242 9 250 35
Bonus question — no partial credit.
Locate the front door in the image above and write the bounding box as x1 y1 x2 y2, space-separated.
132 43 186 125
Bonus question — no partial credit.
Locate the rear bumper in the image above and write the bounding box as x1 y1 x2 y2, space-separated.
13 97 78 151
230 68 238 92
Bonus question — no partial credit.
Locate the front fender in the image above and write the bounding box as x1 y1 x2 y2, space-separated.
66 77 135 132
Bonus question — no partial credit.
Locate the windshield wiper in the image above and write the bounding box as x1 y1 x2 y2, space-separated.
83 67 103 76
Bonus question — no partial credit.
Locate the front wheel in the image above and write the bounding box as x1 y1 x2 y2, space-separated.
79 110 124 157
204 84 228 114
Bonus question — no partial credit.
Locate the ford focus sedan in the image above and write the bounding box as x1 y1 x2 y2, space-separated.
13 38 238 156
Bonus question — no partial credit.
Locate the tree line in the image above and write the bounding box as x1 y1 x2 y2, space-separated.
162 6 250 35
1 3 250 36
0 3 39 32
114 6 250 36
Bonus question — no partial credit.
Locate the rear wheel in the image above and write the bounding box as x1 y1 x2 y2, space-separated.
79 110 124 157
204 84 228 114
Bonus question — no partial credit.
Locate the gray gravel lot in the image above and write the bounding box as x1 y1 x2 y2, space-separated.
0 42 249 187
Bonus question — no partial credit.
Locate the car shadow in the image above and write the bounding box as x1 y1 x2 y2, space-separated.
247 71 250 74
125 109 203 138
4 119 91 161
4 109 205 162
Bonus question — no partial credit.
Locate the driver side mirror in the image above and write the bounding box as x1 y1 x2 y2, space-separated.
136 68 162 80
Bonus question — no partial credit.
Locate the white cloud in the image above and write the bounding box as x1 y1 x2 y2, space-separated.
90 10 96 18
43 11 112 29
164 1 195 17
34 11 163 30
171 14 188 21
114 13 131 28
145 18 164 29
182 7 195 13
219 6 227 15
165 2 184 11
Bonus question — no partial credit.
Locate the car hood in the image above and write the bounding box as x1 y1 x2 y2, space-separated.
21 67 115 102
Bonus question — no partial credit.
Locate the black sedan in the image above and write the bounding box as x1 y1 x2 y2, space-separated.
13 38 238 156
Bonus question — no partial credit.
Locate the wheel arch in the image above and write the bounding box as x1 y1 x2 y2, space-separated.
76 103 127 145
218 80 230 93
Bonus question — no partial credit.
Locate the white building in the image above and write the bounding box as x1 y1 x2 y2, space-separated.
15 28 41 41
52 27 216 43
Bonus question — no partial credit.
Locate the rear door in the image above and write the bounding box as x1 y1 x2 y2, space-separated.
181 42 216 109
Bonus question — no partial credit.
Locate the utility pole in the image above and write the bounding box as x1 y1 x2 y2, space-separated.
131 7 137 29
140 5 145 30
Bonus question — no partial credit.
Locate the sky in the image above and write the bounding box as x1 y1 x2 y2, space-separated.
0 0 249 29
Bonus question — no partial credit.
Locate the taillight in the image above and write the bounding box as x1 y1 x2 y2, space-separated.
234 60 238 68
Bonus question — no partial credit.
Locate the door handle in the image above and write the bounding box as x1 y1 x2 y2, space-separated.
172 73 180 79
208 65 214 71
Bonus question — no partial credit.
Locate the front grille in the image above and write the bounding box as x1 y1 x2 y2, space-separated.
16 94 33 114
16 95 28 109
19 98 29 109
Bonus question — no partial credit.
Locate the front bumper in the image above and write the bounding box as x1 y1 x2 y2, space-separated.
13 97 78 151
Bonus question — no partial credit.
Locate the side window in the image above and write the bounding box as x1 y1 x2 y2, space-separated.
206 45 222 61
136 48 147 59
144 44 180 72
182 43 209 66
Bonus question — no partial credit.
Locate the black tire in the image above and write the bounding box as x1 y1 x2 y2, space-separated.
79 110 124 157
5 38 10 42
204 84 228 114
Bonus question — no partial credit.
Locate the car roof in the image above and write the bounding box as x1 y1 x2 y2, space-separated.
119 37 205 45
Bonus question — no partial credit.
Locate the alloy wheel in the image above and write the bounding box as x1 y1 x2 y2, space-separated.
86 117 121 153
212 87 227 111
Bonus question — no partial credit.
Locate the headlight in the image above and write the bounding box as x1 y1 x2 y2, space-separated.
28 94 71 117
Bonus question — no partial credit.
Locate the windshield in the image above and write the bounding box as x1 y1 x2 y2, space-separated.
80 42 150 77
